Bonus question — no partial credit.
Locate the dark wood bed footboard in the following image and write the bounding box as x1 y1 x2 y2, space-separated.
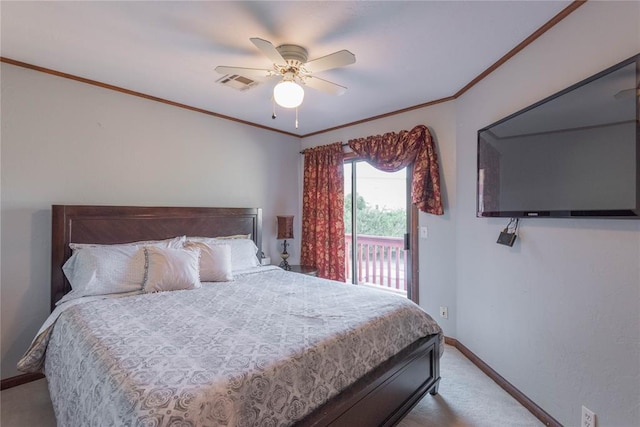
302 334 441 426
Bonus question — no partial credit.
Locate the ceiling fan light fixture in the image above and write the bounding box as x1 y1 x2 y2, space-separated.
273 80 304 108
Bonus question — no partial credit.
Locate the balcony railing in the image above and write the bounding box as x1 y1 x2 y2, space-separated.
344 234 407 294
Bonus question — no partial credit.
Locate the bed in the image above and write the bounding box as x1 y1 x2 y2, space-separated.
19 205 442 426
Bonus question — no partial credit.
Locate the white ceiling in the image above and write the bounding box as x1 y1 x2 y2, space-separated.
1 1 573 136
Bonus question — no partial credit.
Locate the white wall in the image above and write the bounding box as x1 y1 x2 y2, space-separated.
302 101 458 338
455 2 639 426
0 63 300 379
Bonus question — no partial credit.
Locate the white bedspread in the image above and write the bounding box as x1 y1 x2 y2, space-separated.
19 267 442 427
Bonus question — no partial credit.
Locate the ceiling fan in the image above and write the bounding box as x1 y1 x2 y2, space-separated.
215 38 356 110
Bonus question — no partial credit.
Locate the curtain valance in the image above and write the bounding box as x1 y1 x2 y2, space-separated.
348 125 444 215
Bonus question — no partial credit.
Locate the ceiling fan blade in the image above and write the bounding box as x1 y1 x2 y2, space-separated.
215 66 273 78
250 37 286 66
304 75 347 96
305 50 356 73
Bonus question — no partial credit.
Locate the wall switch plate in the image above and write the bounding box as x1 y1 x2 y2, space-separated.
582 406 596 427
439 306 448 319
420 226 428 239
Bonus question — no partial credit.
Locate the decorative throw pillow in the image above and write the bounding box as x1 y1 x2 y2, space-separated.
184 241 233 282
143 246 202 293
187 237 260 272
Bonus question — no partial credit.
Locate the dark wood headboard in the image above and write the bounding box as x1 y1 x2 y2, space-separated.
51 205 262 311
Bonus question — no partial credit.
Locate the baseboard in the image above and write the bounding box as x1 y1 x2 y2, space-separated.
1 372 45 390
444 336 561 427
444 336 457 346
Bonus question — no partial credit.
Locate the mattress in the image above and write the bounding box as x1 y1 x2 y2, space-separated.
19 266 442 426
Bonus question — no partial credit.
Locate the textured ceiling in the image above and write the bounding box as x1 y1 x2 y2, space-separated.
1 1 574 136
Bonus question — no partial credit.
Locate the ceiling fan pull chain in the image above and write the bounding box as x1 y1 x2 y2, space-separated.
295 107 299 129
272 98 277 119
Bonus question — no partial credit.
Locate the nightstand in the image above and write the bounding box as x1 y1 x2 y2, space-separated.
286 265 318 276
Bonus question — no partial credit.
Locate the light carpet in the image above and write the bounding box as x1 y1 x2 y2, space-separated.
1 344 542 426
398 345 542 427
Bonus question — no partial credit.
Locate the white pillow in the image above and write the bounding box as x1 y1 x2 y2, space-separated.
184 241 233 282
60 237 186 303
187 237 260 271
143 246 202 293
62 245 145 300
69 236 185 252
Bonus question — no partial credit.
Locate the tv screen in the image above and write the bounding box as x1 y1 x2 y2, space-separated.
477 54 639 218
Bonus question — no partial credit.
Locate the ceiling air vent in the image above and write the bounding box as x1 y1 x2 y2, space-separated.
216 74 259 91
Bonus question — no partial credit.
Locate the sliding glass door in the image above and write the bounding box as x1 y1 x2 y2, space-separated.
344 159 417 301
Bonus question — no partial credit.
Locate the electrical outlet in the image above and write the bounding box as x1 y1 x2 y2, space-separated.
439 306 448 319
582 406 596 427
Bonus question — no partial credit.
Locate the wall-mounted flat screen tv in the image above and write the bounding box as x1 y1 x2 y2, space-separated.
477 54 639 218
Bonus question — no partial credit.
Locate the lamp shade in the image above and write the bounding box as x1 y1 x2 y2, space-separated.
273 80 304 108
276 215 294 239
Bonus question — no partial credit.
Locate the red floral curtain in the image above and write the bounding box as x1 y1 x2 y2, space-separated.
300 142 346 281
348 125 444 215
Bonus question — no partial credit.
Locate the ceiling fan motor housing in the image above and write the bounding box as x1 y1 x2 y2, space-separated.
276 44 308 71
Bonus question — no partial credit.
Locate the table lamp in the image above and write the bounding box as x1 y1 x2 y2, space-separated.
276 215 294 270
